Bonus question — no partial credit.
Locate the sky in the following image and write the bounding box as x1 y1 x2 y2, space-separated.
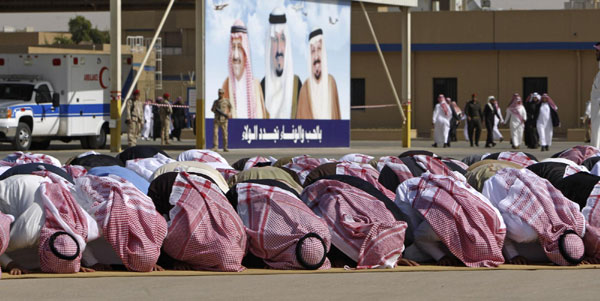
0 0 569 32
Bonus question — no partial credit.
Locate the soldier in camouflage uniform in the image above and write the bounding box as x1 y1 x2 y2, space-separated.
125 90 145 147
158 96 173 145
211 88 232 152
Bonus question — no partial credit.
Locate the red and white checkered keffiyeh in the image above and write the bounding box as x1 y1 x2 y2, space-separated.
402 173 506 267
489 152 537 168
218 168 239 182
339 153 375 165
302 179 408 269
38 178 90 273
177 150 231 169
163 172 246 272
376 156 403 172
0 212 14 278
284 156 334 185
556 146 600 165
412 155 465 181
3 152 61 167
75 175 167 272
442 159 469 171
63 165 88 179
492 168 586 265
582 182 600 261
235 182 331 270
336 162 395 200
243 156 275 170
564 164 589 178
381 162 415 186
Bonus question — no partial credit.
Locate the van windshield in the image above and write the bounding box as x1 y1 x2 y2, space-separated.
0 83 34 101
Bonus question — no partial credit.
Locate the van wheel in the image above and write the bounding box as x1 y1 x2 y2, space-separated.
86 126 107 149
13 122 32 151
80 137 90 149
31 139 51 150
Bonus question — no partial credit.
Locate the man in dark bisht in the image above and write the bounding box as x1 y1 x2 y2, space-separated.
0 163 73 184
116 145 170 165
226 179 331 270
527 159 589 188
524 93 541 149
555 172 600 263
301 174 417 269
231 156 274 171
69 153 125 170
377 155 466 194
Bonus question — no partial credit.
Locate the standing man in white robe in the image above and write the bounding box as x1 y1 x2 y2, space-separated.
535 94 559 152
493 99 504 143
142 99 154 140
590 43 600 148
504 93 527 149
432 94 452 148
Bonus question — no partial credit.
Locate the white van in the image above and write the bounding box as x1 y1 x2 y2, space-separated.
0 53 133 150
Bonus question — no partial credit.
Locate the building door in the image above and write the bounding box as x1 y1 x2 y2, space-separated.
523 77 547 99
433 78 457 108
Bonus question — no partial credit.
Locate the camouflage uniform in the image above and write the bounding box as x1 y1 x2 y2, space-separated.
159 99 173 145
211 97 232 151
126 96 145 147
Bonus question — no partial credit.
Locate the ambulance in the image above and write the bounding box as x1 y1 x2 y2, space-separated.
0 53 133 150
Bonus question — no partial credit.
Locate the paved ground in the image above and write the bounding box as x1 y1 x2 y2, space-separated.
1 269 600 300
0 136 598 300
0 136 584 163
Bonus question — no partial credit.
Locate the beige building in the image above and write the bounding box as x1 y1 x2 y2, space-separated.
120 5 600 138
0 31 156 101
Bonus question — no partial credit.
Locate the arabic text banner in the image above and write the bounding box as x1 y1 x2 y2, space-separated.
206 119 350 149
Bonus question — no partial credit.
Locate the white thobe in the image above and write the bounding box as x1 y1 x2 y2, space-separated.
493 109 504 140
125 153 176 181
142 104 153 139
505 106 527 147
536 103 553 146
481 174 548 262
432 104 451 145
591 62 600 148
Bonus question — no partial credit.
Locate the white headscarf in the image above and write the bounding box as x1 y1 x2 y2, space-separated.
307 28 330 119
264 8 295 119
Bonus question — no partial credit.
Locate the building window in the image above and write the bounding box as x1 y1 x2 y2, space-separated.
351 78 366 111
523 77 548 99
433 78 457 108
163 32 183 56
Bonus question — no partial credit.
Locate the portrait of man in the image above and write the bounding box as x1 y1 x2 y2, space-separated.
296 28 341 119
222 20 267 119
261 7 302 119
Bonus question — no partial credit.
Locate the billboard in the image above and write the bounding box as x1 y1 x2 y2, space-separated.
203 0 351 148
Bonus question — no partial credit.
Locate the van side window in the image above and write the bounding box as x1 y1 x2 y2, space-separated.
36 84 52 103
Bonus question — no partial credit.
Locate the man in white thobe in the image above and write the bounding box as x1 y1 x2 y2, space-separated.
432 94 452 148
142 99 154 140
536 94 558 152
590 43 600 148
505 93 527 149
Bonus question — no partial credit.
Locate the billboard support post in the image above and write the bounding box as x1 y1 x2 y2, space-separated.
110 0 122 153
401 7 411 148
120 0 176 117
195 0 205 149
359 2 406 125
